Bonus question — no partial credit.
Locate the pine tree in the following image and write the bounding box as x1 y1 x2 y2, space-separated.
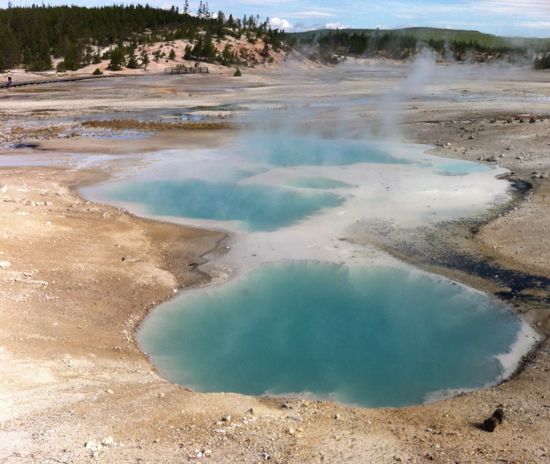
127 54 139 68
168 48 176 60
107 46 126 71
221 43 233 64
141 50 150 69
184 44 192 60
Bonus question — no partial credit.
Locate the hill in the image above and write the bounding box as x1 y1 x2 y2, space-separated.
0 5 284 72
290 27 550 49
287 27 550 64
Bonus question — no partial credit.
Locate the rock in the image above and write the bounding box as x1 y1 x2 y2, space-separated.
221 415 231 422
84 440 102 452
529 117 537 124
482 417 498 432
0 261 11 270
101 436 115 446
481 408 504 432
486 156 497 162
492 408 504 423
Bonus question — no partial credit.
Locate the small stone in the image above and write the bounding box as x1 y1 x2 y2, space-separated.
101 436 115 447
0 261 11 270
221 415 231 422
84 440 102 452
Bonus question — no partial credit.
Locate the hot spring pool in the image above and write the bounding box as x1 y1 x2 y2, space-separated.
102 179 344 231
139 262 525 407
84 131 529 407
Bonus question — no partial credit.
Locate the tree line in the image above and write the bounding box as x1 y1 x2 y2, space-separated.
0 4 284 72
286 30 545 65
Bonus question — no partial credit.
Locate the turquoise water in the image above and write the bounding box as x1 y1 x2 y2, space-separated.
242 134 410 166
286 177 355 189
139 262 520 407
103 179 344 231
433 160 492 176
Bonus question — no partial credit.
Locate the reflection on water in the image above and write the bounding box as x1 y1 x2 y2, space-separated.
286 177 355 189
241 134 411 166
103 179 344 231
139 261 521 407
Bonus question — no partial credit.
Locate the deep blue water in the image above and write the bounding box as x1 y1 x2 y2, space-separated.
103 179 344 231
139 262 520 407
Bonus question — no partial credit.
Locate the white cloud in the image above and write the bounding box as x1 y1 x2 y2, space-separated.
325 22 349 30
389 0 550 18
270 17 293 30
292 10 335 19
519 21 550 30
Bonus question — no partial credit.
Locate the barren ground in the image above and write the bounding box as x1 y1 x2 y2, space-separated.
0 64 549 463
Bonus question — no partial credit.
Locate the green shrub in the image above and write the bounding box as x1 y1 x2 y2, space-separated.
534 54 550 70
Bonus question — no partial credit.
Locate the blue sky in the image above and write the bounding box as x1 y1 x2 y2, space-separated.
2 0 550 37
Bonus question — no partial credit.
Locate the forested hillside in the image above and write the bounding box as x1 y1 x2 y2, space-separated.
287 27 550 64
0 4 284 71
